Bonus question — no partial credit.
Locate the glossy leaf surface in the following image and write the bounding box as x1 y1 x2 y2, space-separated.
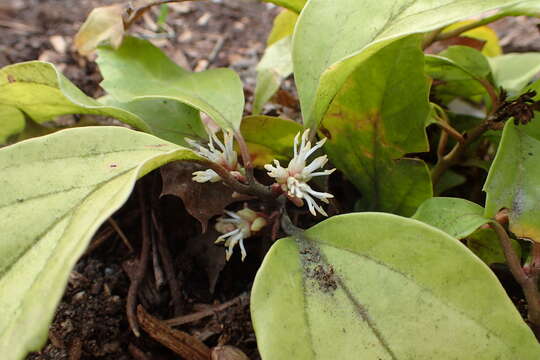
252 213 540 359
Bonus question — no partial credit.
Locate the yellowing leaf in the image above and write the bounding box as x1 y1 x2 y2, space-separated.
74 5 124 56
443 20 502 57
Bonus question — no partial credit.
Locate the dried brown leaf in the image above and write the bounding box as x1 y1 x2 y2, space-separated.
74 5 124 56
160 162 249 232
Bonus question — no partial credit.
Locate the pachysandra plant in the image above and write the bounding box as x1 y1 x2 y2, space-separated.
2 0 540 359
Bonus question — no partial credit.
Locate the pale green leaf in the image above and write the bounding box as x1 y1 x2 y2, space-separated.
0 127 202 360
99 95 206 146
425 46 492 99
501 1 540 16
0 105 25 144
253 36 294 114
0 61 150 132
252 213 540 359
267 9 298 46
261 0 306 13
293 0 522 129
484 119 540 242
413 197 489 239
97 36 244 131
241 115 302 166
489 53 540 95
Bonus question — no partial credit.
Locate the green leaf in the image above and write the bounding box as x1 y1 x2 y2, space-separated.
252 213 540 359
413 197 489 239
489 53 540 95
293 0 521 129
253 36 294 114
501 1 540 16
0 61 150 132
425 46 492 100
267 9 298 46
97 36 244 131
99 95 206 146
241 115 302 166
322 36 431 216
434 170 466 195
261 0 306 13
484 119 540 242
467 228 521 266
0 127 202 360
0 105 25 144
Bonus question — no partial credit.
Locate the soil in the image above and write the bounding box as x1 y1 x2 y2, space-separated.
1 1 539 359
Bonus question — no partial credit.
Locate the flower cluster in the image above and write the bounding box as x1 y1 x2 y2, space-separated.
215 208 267 261
185 129 244 183
264 130 335 216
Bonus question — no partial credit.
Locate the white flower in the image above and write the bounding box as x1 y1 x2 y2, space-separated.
215 208 267 261
264 129 335 216
186 129 244 183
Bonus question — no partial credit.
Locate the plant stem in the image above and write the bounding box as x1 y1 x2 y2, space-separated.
431 122 489 186
127 186 152 337
124 0 204 30
432 13 507 43
196 160 275 201
491 221 540 339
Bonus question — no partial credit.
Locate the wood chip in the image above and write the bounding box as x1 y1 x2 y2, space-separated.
137 305 212 360
49 35 67 54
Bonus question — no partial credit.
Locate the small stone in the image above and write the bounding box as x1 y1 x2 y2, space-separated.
72 291 87 304
211 345 249 360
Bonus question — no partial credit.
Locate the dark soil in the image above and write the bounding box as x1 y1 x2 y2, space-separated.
2 0 539 359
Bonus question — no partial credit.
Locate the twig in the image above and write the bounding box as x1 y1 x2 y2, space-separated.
108 217 134 253
207 35 227 68
431 122 489 186
234 131 255 183
196 159 275 201
151 227 166 289
164 292 249 326
127 187 153 337
84 226 115 256
124 0 204 30
137 305 212 360
128 344 151 360
491 221 540 339
436 121 464 144
152 210 184 316
422 27 443 49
